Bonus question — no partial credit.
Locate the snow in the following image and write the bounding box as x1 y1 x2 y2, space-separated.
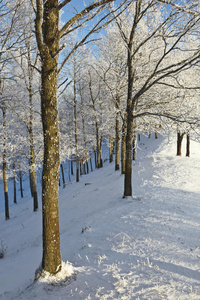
0 133 200 300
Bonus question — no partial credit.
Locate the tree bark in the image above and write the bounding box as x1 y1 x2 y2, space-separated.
177 131 185 156
186 133 190 157
36 0 61 274
124 114 134 197
123 18 135 197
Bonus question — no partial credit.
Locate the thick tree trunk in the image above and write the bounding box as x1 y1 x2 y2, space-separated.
2 107 9 220
123 13 137 197
124 114 134 197
177 131 185 156
186 134 190 157
37 0 61 274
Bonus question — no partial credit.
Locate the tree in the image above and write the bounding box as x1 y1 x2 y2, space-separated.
34 0 126 275
111 1 200 197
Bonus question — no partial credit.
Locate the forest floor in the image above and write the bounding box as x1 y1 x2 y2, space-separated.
0 133 200 300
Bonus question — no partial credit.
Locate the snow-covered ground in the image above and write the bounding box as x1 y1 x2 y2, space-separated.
0 133 200 300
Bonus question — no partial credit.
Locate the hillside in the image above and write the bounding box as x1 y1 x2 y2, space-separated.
0 134 200 300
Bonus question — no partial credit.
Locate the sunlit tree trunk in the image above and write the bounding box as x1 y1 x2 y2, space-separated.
35 0 61 274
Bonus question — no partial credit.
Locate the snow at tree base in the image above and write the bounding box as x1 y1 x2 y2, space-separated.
0 134 200 300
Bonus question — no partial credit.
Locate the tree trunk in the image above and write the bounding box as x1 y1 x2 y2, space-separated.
186 134 190 157
74 72 79 183
100 135 103 168
177 131 185 156
94 146 97 168
60 162 66 188
96 123 101 168
71 160 74 176
68 160 71 182
19 168 23 198
2 106 9 220
29 168 33 197
30 146 38 211
132 134 136 161
13 160 17 204
86 161 89 174
36 0 61 274
155 131 158 139
115 115 120 171
124 16 136 197
124 114 134 197
121 115 127 175
109 136 114 163
27 40 38 212
90 157 93 172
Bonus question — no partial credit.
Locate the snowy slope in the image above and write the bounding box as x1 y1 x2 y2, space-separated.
0 134 200 300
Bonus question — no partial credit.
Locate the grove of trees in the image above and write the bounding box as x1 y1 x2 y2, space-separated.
0 0 200 276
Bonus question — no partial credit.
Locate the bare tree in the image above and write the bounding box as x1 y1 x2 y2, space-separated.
34 0 127 275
